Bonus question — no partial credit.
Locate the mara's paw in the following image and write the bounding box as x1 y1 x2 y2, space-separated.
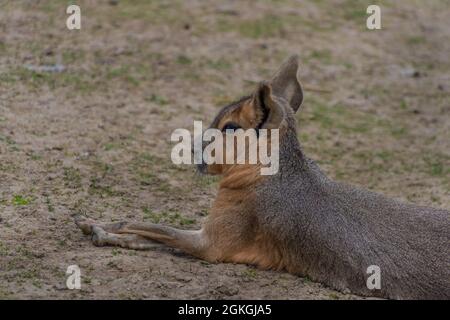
74 215 98 235
91 226 108 247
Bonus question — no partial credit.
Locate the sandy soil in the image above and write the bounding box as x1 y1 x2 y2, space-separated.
0 0 449 299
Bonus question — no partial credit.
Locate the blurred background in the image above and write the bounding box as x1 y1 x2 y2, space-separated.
0 0 449 299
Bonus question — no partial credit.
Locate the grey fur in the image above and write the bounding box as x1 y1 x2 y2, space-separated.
255 55 450 299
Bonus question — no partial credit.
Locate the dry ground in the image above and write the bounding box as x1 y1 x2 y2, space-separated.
0 0 449 299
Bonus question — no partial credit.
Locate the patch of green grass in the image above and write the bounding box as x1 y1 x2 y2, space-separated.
147 94 169 106
424 157 447 176
84 276 92 284
111 248 122 256
176 55 192 65
116 0 181 25
212 96 230 108
242 16 285 38
142 208 195 226
341 0 374 22
12 195 30 206
407 36 426 45
343 62 353 70
309 103 334 128
0 288 11 299
29 153 42 161
309 49 333 64
45 196 55 213
106 66 140 86
20 265 41 281
389 126 408 137
35 0 68 13
329 293 340 299
57 239 66 247
194 174 220 188
295 12 338 32
375 150 393 161
17 245 35 258
91 161 114 176
217 15 286 39
129 153 175 191
302 275 312 284
60 73 96 92
181 69 202 82
104 143 116 151
137 171 159 186
305 98 397 135
399 100 408 110
103 141 128 151
206 58 231 70
62 49 85 64
343 7 367 22
107 67 129 79
349 148 450 183
242 268 258 279
0 242 9 256
89 178 122 197
2 67 96 93
0 134 16 145
63 167 82 189
0 71 19 84
299 132 309 142
32 279 42 288
351 149 396 173
430 195 440 203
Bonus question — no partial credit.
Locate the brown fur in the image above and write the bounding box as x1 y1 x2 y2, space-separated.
216 99 258 130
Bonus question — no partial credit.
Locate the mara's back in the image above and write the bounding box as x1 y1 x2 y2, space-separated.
256 156 450 299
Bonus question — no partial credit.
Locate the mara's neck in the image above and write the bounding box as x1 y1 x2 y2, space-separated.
278 126 308 174
219 163 264 190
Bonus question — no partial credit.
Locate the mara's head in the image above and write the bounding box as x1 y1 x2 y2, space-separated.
197 55 304 176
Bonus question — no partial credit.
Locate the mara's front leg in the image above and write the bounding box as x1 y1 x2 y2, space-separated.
74 214 271 268
75 215 213 260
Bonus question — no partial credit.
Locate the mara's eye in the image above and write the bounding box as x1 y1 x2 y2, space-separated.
222 122 241 132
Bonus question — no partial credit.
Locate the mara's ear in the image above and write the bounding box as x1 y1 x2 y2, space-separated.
253 81 285 129
269 55 303 112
